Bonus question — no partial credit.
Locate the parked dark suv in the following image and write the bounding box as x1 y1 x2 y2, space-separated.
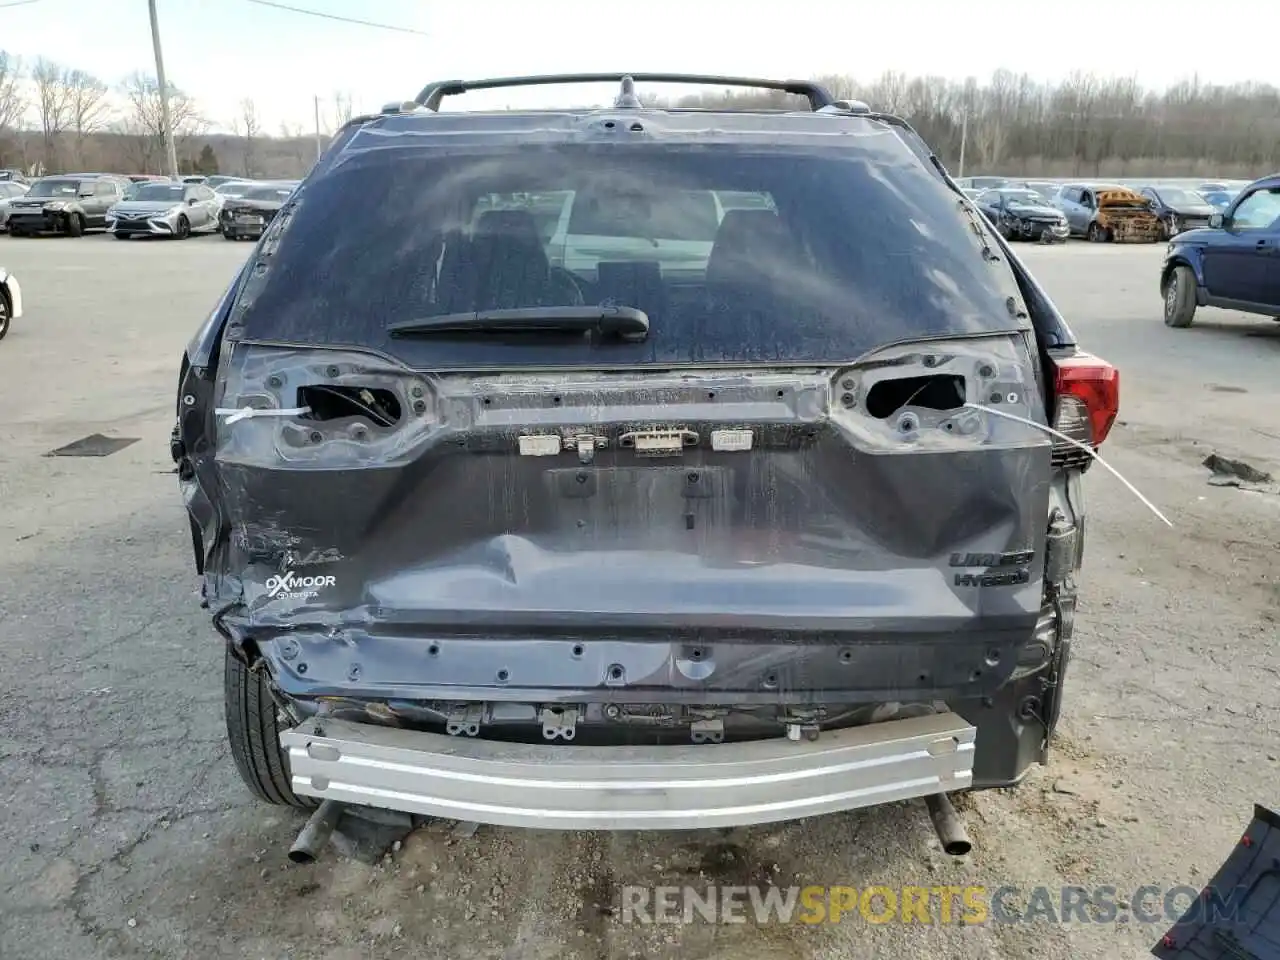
1160 173 1280 328
1138 185 1217 239
6 174 124 236
975 187 1070 242
174 73 1118 836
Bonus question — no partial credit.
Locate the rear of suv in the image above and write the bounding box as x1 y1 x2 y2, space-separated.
173 74 1118 832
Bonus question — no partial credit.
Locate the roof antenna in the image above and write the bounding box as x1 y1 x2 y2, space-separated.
614 75 642 109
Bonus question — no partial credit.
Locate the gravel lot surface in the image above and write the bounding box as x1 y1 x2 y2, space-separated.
1 234 1277 960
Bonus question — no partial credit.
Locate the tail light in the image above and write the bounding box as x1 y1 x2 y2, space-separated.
1050 353 1118 466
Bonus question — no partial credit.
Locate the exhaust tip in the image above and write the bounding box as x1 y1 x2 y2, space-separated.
288 798 344 865
925 792 972 858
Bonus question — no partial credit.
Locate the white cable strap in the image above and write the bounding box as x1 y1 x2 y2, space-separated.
215 405 311 425
964 402 1173 528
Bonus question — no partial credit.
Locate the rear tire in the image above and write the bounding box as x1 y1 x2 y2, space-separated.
1163 265 1197 328
0 287 11 341
224 644 317 808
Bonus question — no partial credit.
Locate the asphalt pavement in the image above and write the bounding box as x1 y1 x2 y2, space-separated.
0 233 1277 960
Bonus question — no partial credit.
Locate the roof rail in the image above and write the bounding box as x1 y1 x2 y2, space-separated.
817 99 872 115
414 72 837 111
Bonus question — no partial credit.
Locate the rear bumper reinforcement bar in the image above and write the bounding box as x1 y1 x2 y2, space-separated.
281 712 976 830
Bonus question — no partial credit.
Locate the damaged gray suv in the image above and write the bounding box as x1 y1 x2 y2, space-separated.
173 73 1119 837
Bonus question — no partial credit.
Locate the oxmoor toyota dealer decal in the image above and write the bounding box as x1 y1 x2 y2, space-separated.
264 571 336 600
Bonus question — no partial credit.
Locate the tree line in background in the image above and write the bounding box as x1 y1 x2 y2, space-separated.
0 51 355 179
661 70 1280 179
2 52 1278 180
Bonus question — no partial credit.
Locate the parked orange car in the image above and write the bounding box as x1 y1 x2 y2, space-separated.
1092 187 1163 242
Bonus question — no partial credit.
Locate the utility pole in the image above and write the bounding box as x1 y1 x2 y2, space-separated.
313 95 322 161
148 0 180 179
958 107 968 179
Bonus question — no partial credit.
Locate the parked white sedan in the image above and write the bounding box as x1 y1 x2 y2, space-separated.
0 180 30 231
0 266 24 341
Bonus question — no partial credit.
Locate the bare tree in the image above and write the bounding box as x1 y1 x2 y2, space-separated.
65 70 110 167
118 71 203 172
0 51 28 169
32 58 74 170
3 61 1280 181
233 98 261 177
867 70 910 115
663 70 1280 178
972 69 1020 168
330 91 353 131
278 120 310 167
0 51 27 132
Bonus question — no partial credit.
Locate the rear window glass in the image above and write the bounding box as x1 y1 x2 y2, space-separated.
716 190 776 212
473 191 568 243
243 186 292 201
27 179 82 198
565 188 721 241
133 184 185 202
230 144 1026 369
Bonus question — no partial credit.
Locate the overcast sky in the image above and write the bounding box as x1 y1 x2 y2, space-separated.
2 0 1272 133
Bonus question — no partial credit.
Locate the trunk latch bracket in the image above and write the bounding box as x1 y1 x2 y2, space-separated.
569 434 607 465
445 704 484 737
690 718 725 744
539 706 580 741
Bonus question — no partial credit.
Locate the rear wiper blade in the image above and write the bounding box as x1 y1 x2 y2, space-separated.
388 306 649 341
